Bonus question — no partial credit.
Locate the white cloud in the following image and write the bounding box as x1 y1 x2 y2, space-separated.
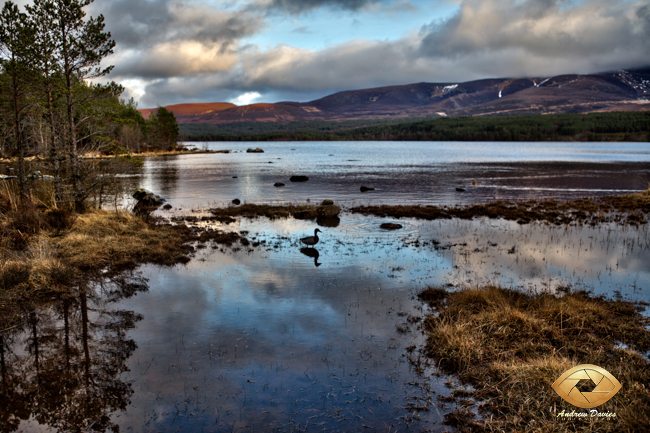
230 91 262 105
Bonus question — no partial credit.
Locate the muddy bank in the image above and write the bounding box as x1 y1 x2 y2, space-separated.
417 285 650 432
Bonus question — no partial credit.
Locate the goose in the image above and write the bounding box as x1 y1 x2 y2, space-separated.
300 228 322 248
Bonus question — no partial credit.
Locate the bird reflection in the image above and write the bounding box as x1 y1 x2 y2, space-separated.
300 247 322 267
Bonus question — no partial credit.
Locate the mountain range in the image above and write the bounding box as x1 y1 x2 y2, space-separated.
139 68 650 125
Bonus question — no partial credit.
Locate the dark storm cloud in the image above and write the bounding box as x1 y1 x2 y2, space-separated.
94 0 262 49
263 0 390 14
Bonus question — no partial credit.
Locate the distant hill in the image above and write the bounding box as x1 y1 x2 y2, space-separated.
140 68 650 125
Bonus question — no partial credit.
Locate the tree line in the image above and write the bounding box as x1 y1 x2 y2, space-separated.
181 111 650 143
0 0 178 212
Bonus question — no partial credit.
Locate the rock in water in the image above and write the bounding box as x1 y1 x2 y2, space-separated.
290 175 309 182
274 182 285 187
132 189 165 206
380 223 403 230
360 186 375 192
232 199 241 205
317 204 341 217
456 188 466 192
246 148 264 153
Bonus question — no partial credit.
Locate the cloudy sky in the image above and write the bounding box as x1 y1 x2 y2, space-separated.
57 0 650 107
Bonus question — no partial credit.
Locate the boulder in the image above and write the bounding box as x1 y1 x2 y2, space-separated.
232 176 238 179
132 189 165 207
456 188 466 192
163 204 173 210
274 182 285 187
232 199 241 205
317 204 341 217
246 148 264 153
290 175 309 182
380 223 403 230
321 199 334 206
360 186 375 192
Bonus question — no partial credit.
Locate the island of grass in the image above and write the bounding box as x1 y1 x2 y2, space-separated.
417 285 650 432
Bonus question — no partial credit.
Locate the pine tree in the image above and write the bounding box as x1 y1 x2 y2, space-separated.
25 0 64 203
49 0 115 212
0 1 35 204
148 106 179 149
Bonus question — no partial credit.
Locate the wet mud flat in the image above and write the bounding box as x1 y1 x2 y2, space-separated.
2 206 650 432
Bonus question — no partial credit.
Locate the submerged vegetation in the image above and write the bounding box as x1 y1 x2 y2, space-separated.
179 111 650 142
418 285 650 432
350 189 650 225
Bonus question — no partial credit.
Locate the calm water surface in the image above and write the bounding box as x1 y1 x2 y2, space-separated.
4 142 650 432
137 141 650 208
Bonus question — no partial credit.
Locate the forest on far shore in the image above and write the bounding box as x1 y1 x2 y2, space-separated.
179 111 650 142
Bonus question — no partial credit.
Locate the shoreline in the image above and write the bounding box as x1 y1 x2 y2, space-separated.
0 148 218 164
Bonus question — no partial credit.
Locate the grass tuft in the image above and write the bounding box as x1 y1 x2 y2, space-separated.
419 285 650 432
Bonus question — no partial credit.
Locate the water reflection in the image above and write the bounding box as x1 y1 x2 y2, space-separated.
316 215 340 227
155 159 180 198
0 273 148 432
3 215 649 432
300 247 321 267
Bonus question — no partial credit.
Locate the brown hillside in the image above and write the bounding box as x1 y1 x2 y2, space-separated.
139 102 236 121
140 68 650 124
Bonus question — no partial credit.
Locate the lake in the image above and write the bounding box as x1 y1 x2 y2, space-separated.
4 141 650 432
136 141 650 209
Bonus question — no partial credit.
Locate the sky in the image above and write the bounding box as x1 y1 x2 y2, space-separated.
21 0 650 108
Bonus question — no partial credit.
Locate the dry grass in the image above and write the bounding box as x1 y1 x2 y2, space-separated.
52 210 192 272
207 203 321 222
418 286 650 432
0 205 194 320
351 190 650 225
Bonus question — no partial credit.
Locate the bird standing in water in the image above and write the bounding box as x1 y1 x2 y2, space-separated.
300 228 322 247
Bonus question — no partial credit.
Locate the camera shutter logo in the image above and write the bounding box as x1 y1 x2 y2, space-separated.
552 364 622 409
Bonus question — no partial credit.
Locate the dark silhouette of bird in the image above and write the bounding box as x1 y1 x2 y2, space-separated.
300 228 322 247
300 247 321 267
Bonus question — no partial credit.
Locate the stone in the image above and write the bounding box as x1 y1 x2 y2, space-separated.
163 204 173 210
321 200 334 206
274 182 285 187
456 188 466 192
360 186 375 192
132 189 165 206
380 223 403 230
317 204 340 217
232 199 241 205
290 175 309 182
246 148 264 153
